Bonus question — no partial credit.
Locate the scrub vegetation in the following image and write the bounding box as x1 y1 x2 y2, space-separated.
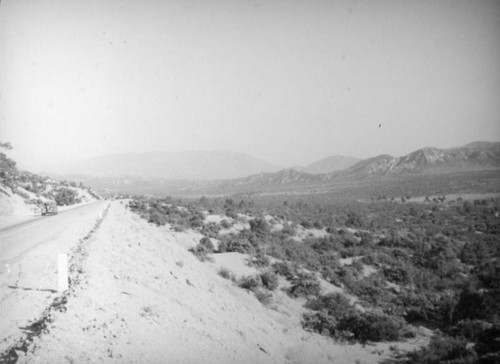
128 188 500 363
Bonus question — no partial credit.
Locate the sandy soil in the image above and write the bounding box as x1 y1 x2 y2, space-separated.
1 201 429 363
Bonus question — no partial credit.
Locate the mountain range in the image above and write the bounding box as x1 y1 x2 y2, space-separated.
59 141 500 195
62 151 363 180
183 141 500 194
339 141 500 179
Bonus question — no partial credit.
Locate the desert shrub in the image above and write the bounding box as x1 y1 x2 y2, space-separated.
313 221 324 229
238 275 262 290
218 267 236 282
337 312 403 342
272 261 296 280
248 252 270 268
304 300 404 343
390 248 411 262
337 266 358 287
288 272 321 298
280 240 322 271
260 270 279 291
302 311 338 337
201 222 220 238
53 187 80 206
220 219 231 229
301 220 313 229
254 289 273 306
406 335 476 363
219 231 259 255
309 235 343 254
249 217 270 237
374 250 400 267
189 238 214 262
188 246 209 261
351 259 365 275
228 237 256 254
281 223 296 236
383 266 410 285
216 238 228 253
358 232 375 246
189 215 204 229
339 229 359 247
317 250 340 271
348 272 386 296
225 209 238 220
148 210 168 226
172 225 186 232
198 236 214 252
344 211 365 228
305 293 355 319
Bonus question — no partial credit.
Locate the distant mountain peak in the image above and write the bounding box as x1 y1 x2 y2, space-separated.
229 140 500 189
343 142 500 178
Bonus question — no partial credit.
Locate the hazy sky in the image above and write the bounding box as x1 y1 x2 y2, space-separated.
1 0 499 172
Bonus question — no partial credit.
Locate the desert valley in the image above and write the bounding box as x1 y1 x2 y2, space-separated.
1 141 499 363
1 1 499 362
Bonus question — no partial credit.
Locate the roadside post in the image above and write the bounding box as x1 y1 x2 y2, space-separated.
58 254 69 292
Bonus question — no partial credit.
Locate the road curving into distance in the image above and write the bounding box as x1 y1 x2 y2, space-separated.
0 200 108 263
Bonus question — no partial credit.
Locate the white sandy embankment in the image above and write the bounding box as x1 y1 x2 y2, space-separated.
17 201 426 363
0 186 38 229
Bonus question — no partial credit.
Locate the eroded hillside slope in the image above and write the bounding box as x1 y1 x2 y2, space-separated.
12 201 424 364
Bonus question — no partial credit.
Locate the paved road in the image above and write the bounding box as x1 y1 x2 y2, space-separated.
0 200 108 262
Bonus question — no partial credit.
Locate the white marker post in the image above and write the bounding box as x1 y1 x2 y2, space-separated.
58 254 69 292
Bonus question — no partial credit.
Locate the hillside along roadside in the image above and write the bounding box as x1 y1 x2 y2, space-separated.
7 200 429 364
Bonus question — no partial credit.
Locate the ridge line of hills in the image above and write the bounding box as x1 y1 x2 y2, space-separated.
50 140 500 196
54 141 500 183
231 141 500 186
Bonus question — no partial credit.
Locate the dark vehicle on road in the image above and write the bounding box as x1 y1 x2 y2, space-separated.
41 202 58 216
